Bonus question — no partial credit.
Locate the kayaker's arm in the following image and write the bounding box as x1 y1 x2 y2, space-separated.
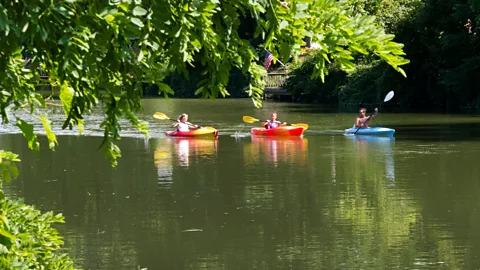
362 108 378 127
262 120 270 129
171 121 180 128
370 108 379 120
186 122 199 129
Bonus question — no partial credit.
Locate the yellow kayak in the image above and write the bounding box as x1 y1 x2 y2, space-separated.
164 127 219 138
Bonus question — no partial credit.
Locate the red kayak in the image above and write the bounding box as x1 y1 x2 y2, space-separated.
164 127 219 138
251 126 305 137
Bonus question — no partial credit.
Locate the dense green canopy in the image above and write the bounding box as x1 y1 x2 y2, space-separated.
285 0 480 110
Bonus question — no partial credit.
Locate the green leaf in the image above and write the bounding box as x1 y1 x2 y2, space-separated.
133 6 147 16
396 67 407 78
58 35 71 45
157 82 174 95
131 17 144 27
22 21 29 32
194 86 205 96
0 228 15 241
105 14 115 23
119 3 129 12
349 44 368 55
15 119 39 151
137 50 144 62
296 3 309 11
40 116 58 150
33 93 46 108
9 165 19 179
321 53 330 63
279 20 288 30
59 83 74 117
78 120 84 134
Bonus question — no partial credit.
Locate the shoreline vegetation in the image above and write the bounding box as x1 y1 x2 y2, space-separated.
129 0 479 112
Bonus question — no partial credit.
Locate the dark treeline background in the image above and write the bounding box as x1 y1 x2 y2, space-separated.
285 0 480 111
146 0 479 112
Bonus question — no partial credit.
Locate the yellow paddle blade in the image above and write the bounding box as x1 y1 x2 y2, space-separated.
291 123 309 130
153 112 171 120
242 116 259 123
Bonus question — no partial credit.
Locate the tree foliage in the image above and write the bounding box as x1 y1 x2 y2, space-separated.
285 0 480 110
0 199 76 269
0 151 76 269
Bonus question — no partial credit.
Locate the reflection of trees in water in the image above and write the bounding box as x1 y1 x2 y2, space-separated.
242 137 308 212
348 135 396 182
233 135 467 269
151 137 477 269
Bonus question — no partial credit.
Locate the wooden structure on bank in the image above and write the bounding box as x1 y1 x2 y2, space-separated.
263 72 291 100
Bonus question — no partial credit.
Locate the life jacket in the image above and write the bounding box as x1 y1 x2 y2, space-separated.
266 120 280 129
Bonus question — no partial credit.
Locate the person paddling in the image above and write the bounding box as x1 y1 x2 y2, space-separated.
355 108 378 128
263 112 287 129
171 113 198 131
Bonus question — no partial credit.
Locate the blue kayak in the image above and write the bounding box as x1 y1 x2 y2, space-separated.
344 126 395 136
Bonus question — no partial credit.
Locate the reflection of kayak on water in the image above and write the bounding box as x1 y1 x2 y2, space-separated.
346 135 395 181
153 142 173 184
251 136 306 142
247 136 307 167
177 139 189 166
251 126 305 137
164 127 219 138
346 134 395 153
167 138 218 167
345 135 395 144
344 126 395 136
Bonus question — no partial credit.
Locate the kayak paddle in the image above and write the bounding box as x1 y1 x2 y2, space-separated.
384 91 394 102
242 115 309 130
353 91 394 135
153 112 172 120
153 112 216 131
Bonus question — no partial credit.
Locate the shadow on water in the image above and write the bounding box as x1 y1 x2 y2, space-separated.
392 122 480 142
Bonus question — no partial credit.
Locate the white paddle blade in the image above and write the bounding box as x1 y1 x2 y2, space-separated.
384 91 394 102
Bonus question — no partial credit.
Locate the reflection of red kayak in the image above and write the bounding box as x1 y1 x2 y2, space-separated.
248 135 308 167
164 127 219 138
251 126 305 137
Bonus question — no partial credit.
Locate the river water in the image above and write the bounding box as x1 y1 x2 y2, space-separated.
2 98 480 269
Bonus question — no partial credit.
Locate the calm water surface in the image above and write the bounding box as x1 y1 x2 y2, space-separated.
2 99 480 269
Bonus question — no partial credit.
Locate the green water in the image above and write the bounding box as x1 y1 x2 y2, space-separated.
2 99 480 269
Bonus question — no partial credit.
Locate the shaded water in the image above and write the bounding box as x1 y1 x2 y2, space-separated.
2 99 480 269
